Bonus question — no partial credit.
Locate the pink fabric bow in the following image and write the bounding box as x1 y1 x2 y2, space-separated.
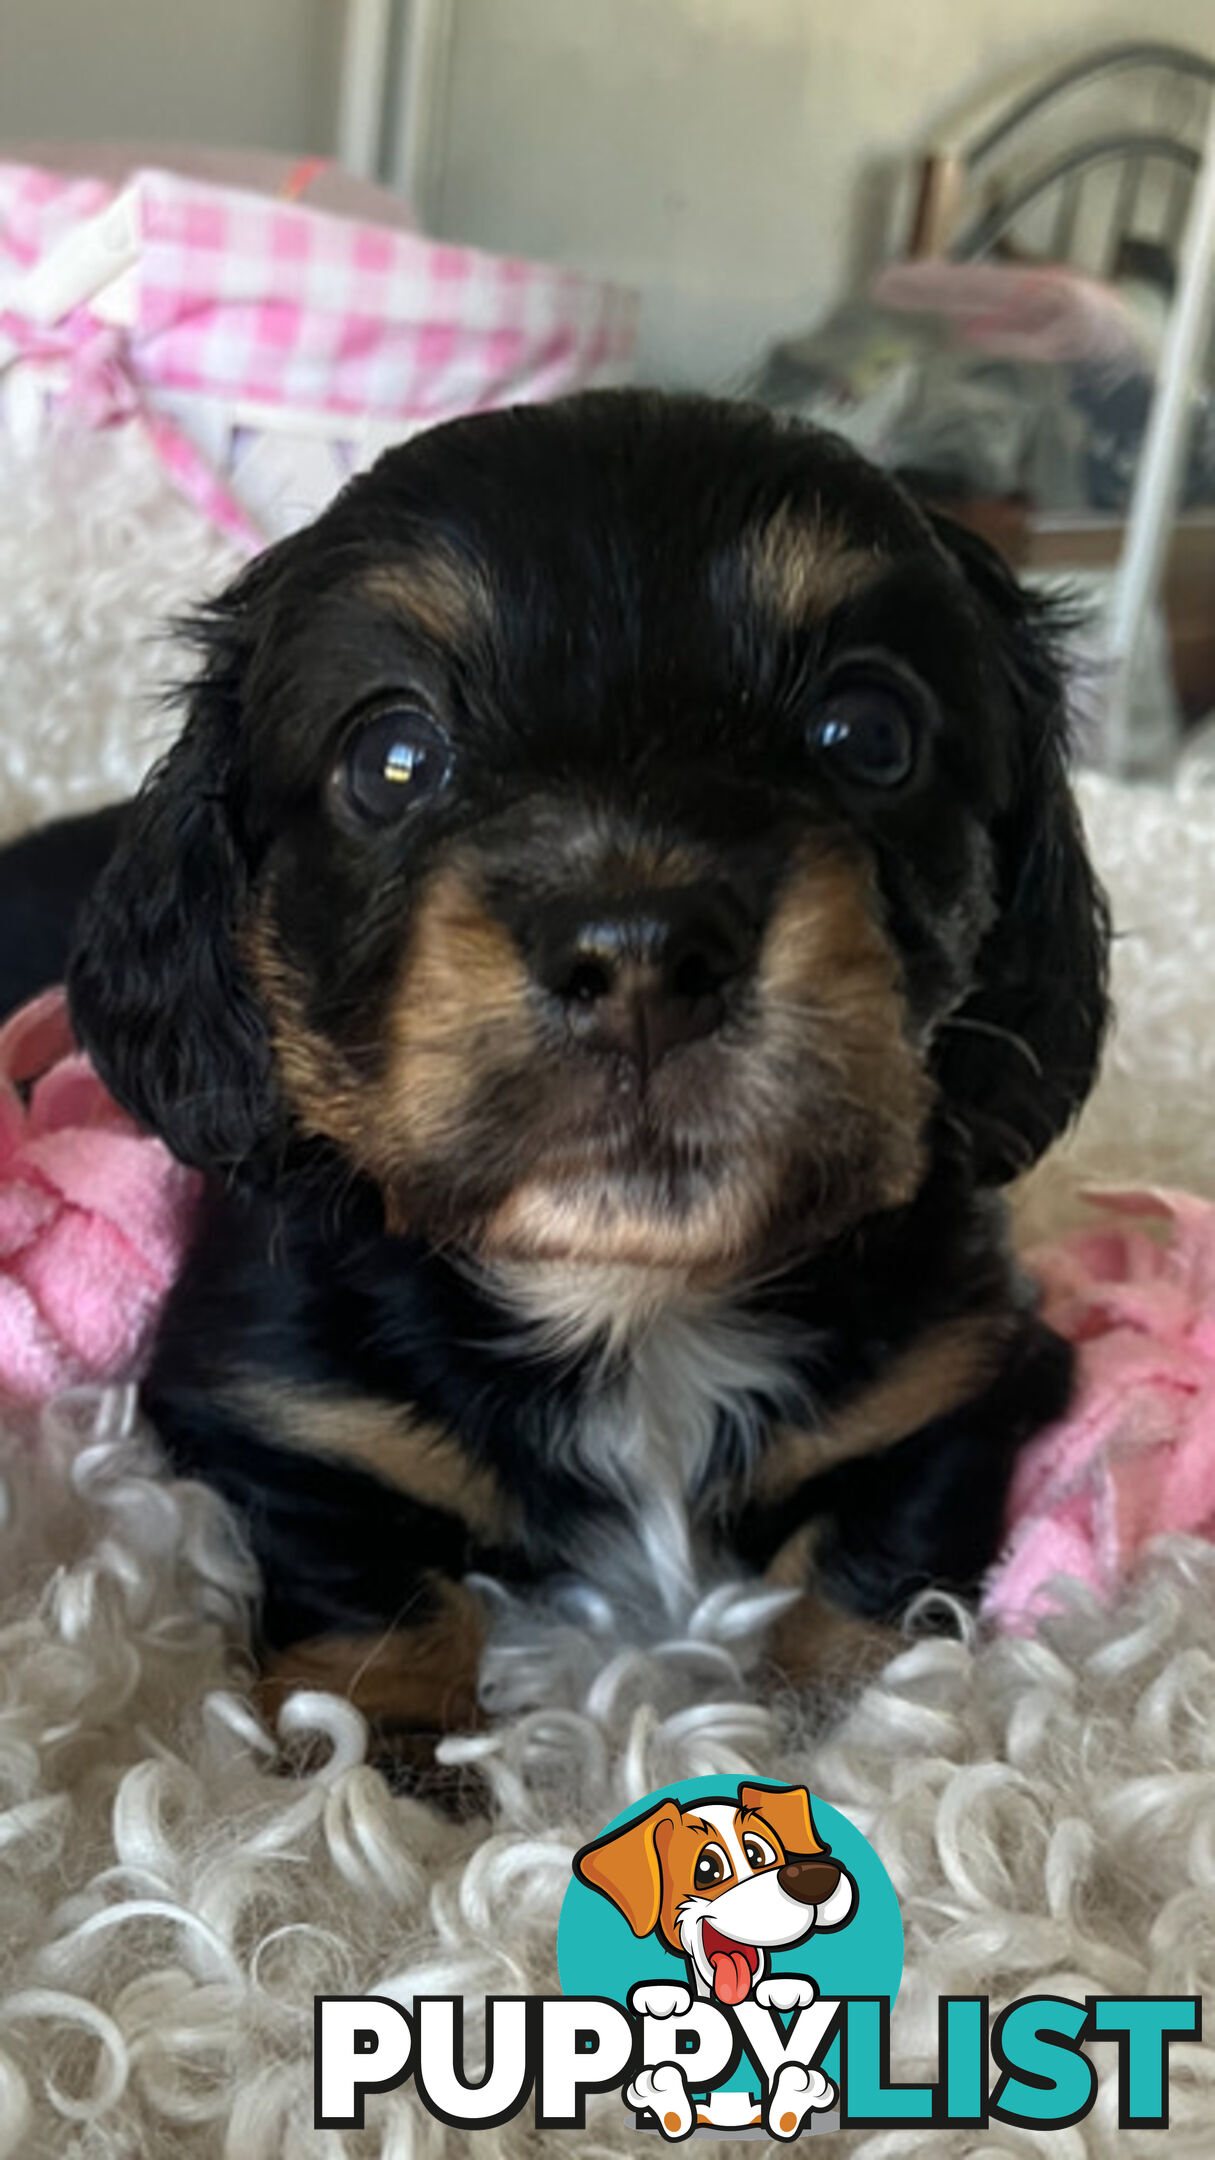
0 302 263 550
983 1188 1215 1632
59 319 141 428
0 989 201 1406
0 315 137 425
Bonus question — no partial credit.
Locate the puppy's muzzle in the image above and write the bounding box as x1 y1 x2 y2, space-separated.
531 883 757 1073
776 1857 842 1905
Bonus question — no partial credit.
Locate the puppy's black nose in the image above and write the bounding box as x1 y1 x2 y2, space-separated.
533 886 756 1070
776 1857 842 1906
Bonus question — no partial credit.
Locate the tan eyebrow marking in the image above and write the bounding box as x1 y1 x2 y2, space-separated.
746 502 880 623
361 544 496 647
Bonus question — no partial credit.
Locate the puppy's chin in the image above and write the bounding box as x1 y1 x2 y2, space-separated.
470 1130 921 1277
475 1168 773 1277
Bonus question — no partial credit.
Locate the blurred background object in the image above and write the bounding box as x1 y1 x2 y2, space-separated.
744 37 1215 768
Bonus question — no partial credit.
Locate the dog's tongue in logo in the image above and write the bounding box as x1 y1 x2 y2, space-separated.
702 1923 759 2005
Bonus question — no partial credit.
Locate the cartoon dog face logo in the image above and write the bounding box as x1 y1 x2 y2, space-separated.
574 1782 856 2005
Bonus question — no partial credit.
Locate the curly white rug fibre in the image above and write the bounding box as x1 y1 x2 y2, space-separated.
0 424 1213 2157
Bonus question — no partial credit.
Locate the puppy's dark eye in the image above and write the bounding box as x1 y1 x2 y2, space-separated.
809 678 918 788
337 705 453 823
694 1844 729 1890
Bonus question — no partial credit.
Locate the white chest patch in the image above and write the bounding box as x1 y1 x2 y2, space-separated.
490 1263 810 1619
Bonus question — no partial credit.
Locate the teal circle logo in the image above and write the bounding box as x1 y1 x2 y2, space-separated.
559 1775 902 2119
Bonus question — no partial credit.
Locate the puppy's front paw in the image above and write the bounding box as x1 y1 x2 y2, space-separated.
766 2061 837 2139
627 2062 694 2140
628 1981 693 2020
755 1973 818 2013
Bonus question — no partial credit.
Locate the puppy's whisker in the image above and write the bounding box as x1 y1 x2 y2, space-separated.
939 1015 1044 1076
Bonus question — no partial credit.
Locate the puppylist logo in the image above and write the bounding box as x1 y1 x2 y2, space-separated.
562 1776 890 2135
314 1776 1201 2138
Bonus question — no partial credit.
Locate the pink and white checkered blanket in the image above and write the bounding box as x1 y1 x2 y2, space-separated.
0 161 636 549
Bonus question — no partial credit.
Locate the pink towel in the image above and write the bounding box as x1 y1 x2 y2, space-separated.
0 988 200 1405
983 1188 1215 1633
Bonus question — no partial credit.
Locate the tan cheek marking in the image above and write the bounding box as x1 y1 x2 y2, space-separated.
761 847 909 1050
255 1578 484 1736
244 911 368 1151
746 505 879 623
750 1312 1014 1503
225 1379 520 1546
247 870 539 1174
385 863 536 1157
758 845 931 1195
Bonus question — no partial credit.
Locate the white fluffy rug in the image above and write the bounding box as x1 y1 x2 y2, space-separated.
1 424 1214 2157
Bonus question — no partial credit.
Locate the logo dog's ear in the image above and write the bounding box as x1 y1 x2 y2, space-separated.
737 1782 826 1859
573 1799 683 1938
68 552 289 1174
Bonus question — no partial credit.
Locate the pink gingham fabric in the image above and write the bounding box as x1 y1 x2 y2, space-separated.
0 162 637 548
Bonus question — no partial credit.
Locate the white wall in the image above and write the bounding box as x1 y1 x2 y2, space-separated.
433 0 1215 383
1 0 1212 385
0 0 336 160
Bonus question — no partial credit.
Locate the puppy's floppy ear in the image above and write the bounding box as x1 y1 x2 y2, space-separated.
573 1799 683 1937
67 550 287 1173
737 1781 829 1860
925 512 1110 1185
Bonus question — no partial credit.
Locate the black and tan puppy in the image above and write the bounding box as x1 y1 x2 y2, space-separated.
12 392 1109 1763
